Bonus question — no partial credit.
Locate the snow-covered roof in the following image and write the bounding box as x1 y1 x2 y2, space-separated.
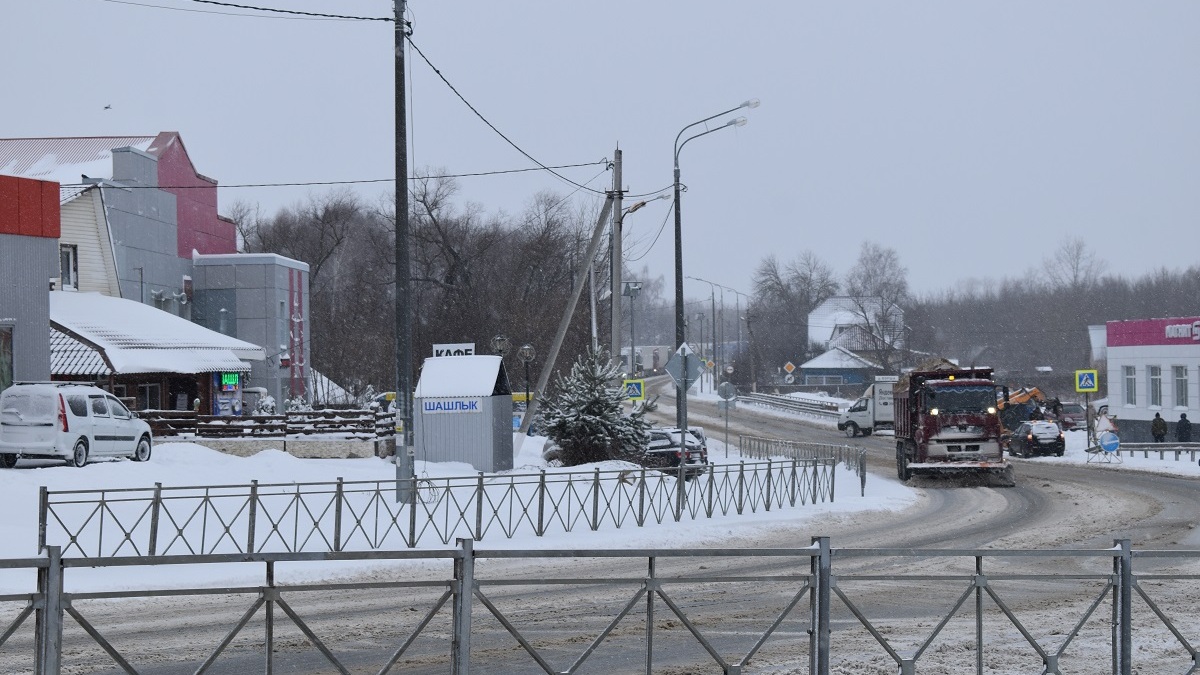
414 356 511 398
0 136 155 185
50 328 110 377
800 346 883 371
49 291 264 375
808 296 904 349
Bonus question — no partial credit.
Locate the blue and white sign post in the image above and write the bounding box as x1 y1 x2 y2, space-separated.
1075 369 1100 446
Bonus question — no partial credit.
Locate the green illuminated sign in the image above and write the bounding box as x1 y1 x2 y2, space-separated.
220 372 240 391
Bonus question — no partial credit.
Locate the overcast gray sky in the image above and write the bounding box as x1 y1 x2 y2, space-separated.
6 1 1198 299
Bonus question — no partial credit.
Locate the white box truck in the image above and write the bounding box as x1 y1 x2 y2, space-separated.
837 375 898 437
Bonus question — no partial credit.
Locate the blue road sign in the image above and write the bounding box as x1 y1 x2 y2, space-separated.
1099 431 1120 453
622 379 646 401
1075 369 1099 393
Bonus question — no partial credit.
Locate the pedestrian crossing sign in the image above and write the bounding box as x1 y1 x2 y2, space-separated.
1075 369 1099 393
623 379 646 401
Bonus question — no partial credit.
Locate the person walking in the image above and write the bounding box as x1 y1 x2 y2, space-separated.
1151 412 1167 443
1176 413 1193 443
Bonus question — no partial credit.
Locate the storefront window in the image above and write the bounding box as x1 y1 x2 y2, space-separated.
1148 366 1162 407
1174 366 1189 408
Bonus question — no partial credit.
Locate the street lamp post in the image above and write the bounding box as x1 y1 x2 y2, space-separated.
611 194 668 369
622 281 642 375
517 344 536 410
673 99 758 444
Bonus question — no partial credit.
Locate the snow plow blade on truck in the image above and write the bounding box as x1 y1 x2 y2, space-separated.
894 360 1015 486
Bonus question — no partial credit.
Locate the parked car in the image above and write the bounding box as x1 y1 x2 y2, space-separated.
1055 402 1087 430
0 382 153 467
645 426 708 477
1007 421 1065 458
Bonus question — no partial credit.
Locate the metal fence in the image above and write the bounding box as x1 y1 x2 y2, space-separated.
739 435 867 496
1108 442 1200 463
39 458 839 558
740 392 842 418
3 538 1196 674
139 409 397 438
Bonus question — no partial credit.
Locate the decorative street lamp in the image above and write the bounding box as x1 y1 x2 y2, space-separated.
673 100 758 442
517 343 536 409
491 334 510 357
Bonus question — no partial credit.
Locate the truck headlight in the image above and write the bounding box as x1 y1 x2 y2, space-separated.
987 406 996 415
930 408 939 416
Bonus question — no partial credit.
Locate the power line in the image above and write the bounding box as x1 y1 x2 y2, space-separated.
99 0 348 20
190 0 391 21
58 160 610 190
404 36 609 197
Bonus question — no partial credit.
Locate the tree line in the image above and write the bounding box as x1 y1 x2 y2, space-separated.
230 181 1196 403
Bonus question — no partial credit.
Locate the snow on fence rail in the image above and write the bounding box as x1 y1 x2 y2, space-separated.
39 458 840 558
139 409 396 439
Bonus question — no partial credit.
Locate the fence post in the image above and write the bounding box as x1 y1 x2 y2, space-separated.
333 477 344 552
592 468 601 530
809 536 831 675
812 459 820 504
246 480 258 554
408 475 418 548
475 473 485 541
536 470 546 536
1113 538 1132 675
452 538 475 675
674 463 685 522
637 468 647 526
265 560 275 675
35 545 64 675
765 459 773 511
38 486 48 553
148 482 162 556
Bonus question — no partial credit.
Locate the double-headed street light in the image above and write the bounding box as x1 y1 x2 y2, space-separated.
673 99 759 440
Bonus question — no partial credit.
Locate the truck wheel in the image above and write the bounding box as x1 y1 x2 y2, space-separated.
862 428 873 437
844 423 859 438
896 443 911 482
0 454 16 469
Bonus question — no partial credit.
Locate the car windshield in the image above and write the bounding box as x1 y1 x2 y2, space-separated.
926 384 996 413
1029 422 1060 434
1060 404 1085 415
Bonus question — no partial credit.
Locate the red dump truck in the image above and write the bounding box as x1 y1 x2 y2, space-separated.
894 362 1014 485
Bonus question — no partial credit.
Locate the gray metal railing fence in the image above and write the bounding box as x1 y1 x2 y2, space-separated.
39 458 839 558
739 436 868 496
740 392 841 418
3 538 1196 674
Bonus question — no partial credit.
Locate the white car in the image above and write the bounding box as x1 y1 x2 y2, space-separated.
0 382 153 467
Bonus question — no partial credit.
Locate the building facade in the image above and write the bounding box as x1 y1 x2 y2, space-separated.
0 176 60 392
1105 316 1200 442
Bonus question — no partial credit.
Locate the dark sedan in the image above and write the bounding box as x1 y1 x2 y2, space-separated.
1008 421 1065 458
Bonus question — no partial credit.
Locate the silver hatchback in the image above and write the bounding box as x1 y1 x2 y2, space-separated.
0 382 153 467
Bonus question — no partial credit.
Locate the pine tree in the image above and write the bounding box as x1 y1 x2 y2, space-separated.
539 350 650 466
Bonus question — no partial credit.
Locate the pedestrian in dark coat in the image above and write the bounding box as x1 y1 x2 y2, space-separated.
1151 412 1168 442
1177 413 1193 443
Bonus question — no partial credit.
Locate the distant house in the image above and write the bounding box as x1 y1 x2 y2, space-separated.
0 133 310 408
798 346 882 387
807 296 906 375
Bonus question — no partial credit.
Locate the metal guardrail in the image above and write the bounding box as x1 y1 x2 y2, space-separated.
740 392 842 418
739 436 868 496
39 459 839 558
1108 442 1200 463
3 538 1195 674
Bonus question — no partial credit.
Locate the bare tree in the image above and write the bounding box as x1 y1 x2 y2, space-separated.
748 251 840 384
843 242 909 373
1043 236 1104 293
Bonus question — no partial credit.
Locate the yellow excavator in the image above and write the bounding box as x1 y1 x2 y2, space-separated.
997 386 1047 430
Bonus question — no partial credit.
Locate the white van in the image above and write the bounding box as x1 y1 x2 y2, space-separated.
0 382 153 467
